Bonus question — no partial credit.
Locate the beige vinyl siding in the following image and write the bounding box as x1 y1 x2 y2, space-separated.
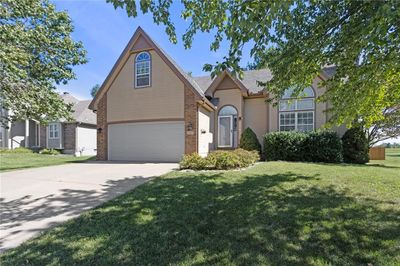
244 98 268 145
268 103 279 132
324 89 348 136
312 77 328 129
107 50 184 123
198 107 213 156
218 75 238 89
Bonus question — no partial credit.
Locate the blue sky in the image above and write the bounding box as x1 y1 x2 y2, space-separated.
52 0 252 100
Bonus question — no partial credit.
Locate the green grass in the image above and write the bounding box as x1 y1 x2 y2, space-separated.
0 153 94 172
370 147 400 167
1 150 399 265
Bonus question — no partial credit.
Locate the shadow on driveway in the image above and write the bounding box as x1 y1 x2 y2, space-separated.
0 162 177 251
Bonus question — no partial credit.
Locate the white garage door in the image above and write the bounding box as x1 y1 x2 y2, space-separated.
108 121 184 162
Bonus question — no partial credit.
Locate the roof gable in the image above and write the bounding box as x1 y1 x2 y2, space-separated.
204 70 248 96
130 34 152 51
193 69 273 96
89 27 210 110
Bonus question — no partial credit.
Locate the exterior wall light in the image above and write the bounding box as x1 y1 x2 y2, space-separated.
187 122 193 131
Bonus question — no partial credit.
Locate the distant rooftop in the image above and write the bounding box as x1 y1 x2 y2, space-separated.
60 93 96 125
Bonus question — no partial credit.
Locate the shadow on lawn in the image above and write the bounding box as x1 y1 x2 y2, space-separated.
1 172 399 265
365 163 400 169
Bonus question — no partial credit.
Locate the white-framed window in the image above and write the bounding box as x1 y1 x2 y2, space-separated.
279 111 314 132
135 51 151 88
279 87 315 132
49 123 60 139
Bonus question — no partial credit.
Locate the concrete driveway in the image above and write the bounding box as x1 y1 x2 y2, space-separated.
0 162 177 251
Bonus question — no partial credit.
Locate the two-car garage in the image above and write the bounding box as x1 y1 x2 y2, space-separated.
108 121 185 162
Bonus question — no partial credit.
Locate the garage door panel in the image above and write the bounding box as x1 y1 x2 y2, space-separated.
108 122 184 162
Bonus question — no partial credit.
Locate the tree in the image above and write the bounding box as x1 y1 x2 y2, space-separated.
0 0 87 125
90 84 100 98
107 0 400 128
342 126 369 164
365 107 400 147
239 127 261 153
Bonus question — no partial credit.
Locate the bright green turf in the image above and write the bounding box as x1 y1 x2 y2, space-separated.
0 153 93 172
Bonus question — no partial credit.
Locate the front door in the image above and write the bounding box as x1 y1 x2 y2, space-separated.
218 115 233 147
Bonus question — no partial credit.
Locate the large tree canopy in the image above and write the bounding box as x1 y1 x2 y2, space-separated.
0 0 86 124
108 0 400 127
365 106 400 147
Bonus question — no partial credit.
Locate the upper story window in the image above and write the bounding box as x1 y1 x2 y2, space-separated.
135 51 151 88
279 87 315 132
49 123 60 139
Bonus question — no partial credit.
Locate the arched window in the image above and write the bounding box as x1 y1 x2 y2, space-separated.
135 52 151 88
218 105 238 147
218 105 237 116
279 87 315 132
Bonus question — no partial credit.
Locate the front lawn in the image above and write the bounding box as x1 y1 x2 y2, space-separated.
1 151 399 265
372 147 400 167
0 153 93 172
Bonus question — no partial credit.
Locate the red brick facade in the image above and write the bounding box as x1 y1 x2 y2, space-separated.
184 86 198 154
96 94 108 160
39 125 47 148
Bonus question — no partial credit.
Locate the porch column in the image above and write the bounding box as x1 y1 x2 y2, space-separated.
25 119 29 147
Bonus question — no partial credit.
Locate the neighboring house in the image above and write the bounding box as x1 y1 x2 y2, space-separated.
89 27 344 162
0 92 97 156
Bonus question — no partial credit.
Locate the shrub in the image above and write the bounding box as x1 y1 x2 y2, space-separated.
0 147 33 154
180 153 208 170
39 148 61 155
342 126 369 164
233 148 260 167
264 131 307 161
179 149 259 170
264 131 343 163
207 150 241 170
239 127 261 153
303 131 343 163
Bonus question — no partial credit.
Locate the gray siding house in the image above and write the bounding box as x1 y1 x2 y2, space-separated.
0 92 97 156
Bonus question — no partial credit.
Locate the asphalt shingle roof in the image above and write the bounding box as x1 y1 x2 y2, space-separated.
60 93 96 125
193 69 273 94
193 67 335 95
